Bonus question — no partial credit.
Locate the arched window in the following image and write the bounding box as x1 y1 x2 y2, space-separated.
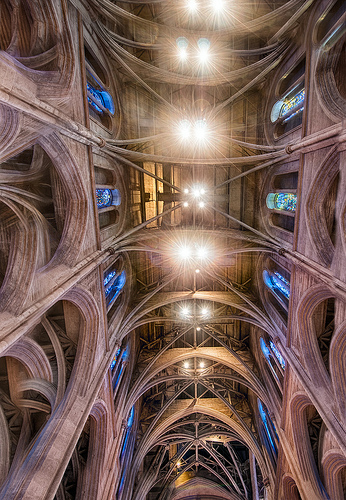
271 58 305 138
111 347 128 393
84 44 114 129
96 188 121 209
266 193 297 212
104 269 126 309
110 347 121 371
87 82 115 115
263 270 290 300
258 400 278 457
260 337 285 388
269 340 286 370
120 406 135 461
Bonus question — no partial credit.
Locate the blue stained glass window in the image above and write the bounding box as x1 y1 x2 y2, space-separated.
266 192 297 212
104 269 126 307
110 347 121 371
269 340 286 370
258 400 278 453
96 189 121 210
87 82 115 115
279 88 305 117
104 270 116 287
260 338 271 362
263 270 290 300
96 188 112 208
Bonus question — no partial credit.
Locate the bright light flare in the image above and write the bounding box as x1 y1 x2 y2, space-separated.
199 361 205 368
197 38 210 63
201 307 209 316
183 202 189 207
181 306 190 317
196 327 201 331
178 119 192 140
196 246 209 259
184 361 190 369
186 0 198 11
177 245 192 260
211 0 224 12
198 201 205 208
194 119 208 140
176 37 189 61
195 268 200 273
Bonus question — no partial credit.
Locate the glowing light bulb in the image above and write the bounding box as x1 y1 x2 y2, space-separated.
200 361 205 368
196 246 209 259
211 0 224 12
184 361 189 369
194 119 208 140
183 202 189 207
177 461 182 467
186 0 198 11
181 306 190 316
201 307 209 316
197 38 210 63
176 37 189 60
195 269 200 273
184 188 189 194
178 245 192 259
196 327 201 331
198 201 205 208
178 119 192 140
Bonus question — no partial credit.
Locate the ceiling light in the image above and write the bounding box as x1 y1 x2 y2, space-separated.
195 269 200 273
184 188 189 194
178 119 191 140
186 0 198 11
201 307 209 316
177 245 192 259
196 246 209 259
183 202 189 207
196 327 201 331
211 0 224 12
176 37 189 60
194 119 208 140
177 461 182 467
181 306 190 316
197 38 210 62
184 361 189 369
198 201 205 208
199 361 205 368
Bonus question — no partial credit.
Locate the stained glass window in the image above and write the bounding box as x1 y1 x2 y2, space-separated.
260 337 271 362
269 340 286 370
96 188 112 208
266 193 297 212
280 88 305 117
96 188 121 209
263 270 290 299
110 347 121 371
87 82 115 115
104 269 126 307
258 400 278 453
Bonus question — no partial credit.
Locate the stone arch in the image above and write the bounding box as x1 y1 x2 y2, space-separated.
281 474 302 500
329 320 346 422
296 284 336 401
322 451 346 500
290 393 329 499
305 146 339 267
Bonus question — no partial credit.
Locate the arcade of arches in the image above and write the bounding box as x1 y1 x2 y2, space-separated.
0 0 345 499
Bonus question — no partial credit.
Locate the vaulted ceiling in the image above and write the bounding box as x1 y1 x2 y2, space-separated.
85 1 308 498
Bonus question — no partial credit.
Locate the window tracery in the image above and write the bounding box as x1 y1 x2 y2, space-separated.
266 192 297 212
104 269 126 309
96 188 121 209
258 400 278 457
263 270 290 300
270 58 305 138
